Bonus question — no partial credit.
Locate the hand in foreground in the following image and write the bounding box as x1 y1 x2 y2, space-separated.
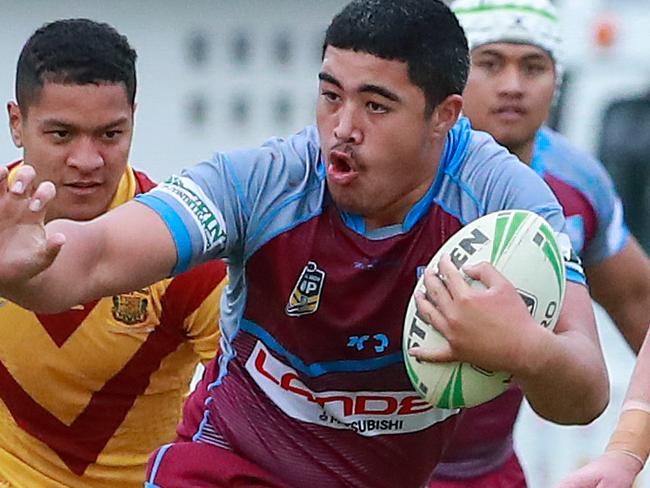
0 165 64 289
554 451 642 488
409 254 543 374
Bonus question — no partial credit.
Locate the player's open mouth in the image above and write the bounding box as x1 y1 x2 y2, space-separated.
327 151 358 185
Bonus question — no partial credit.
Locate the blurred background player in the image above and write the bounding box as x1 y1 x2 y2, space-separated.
429 1 650 487
0 19 226 488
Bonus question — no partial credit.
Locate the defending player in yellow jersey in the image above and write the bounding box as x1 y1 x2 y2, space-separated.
0 19 226 488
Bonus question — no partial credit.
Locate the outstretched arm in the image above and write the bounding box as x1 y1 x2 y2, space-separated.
555 328 650 488
410 254 609 425
0 165 177 312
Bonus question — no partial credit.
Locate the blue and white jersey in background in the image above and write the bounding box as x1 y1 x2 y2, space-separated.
533 126 629 266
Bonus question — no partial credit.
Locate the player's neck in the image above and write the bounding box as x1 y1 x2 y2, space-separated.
364 144 443 231
364 172 437 231
507 139 535 167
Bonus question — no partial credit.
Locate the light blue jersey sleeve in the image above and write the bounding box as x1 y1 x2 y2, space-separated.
438 129 585 285
135 126 323 274
536 127 630 267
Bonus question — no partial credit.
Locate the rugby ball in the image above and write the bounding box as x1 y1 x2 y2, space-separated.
402 210 566 409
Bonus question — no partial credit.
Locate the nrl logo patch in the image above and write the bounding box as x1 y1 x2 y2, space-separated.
286 261 325 317
112 291 149 325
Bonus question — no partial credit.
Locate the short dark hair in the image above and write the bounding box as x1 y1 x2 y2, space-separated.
324 0 469 116
16 18 137 111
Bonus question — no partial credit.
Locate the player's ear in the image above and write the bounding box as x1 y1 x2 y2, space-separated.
429 94 463 139
7 102 24 148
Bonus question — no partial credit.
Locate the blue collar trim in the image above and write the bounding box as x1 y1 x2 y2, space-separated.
531 128 551 175
340 117 472 236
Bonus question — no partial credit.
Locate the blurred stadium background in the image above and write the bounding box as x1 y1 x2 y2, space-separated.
1 1 649 486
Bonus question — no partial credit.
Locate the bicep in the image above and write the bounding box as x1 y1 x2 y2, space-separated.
626 330 650 401
586 238 650 351
587 238 650 312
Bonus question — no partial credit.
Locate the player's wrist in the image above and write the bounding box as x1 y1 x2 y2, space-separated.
600 449 645 481
605 401 650 471
510 318 552 379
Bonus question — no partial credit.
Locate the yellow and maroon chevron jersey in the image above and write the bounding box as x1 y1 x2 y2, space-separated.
0 164 227 488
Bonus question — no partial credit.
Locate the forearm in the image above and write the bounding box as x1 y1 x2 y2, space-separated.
606 293 650 353
0 172 177 312
600 331 650 476
6 204 176 313
2 219 105 312
514 326 609 424
588 237 650 353
625 329 650 403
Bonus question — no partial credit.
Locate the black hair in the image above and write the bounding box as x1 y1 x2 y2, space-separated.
324 0 469 116
16 18 137 111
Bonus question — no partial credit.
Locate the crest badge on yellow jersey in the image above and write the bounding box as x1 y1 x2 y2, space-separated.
285 261 325 317
112 291 149 325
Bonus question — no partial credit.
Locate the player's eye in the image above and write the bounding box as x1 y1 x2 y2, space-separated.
321 90 341 103
46 130 70 141
525 64 547 76
367 101 389 114
475 59 499 72
104 130 123 140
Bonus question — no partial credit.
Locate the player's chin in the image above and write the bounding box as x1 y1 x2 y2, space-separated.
328 186 355 209
494 130 533 152
331 193 374 218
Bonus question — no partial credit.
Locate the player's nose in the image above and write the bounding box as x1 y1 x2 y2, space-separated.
333 104 363 144
67 138 104 172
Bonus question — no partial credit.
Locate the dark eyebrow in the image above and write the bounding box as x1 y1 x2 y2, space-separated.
359 84 400 103
475 49 549 63
473 49 503 59
521 53 551 62
96 116 130 131
318 72 400 103
40 119 74 129
318 72 342 89
40 116 129 131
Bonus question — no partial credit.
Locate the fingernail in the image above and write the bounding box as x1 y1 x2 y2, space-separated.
29 198 42 212
11 181 24 194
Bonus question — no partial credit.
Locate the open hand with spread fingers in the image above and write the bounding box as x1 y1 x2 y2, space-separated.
410 253 544 375
0 164 65 290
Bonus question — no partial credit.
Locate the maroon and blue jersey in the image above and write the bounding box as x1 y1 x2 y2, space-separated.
431 126 629 485
534 127 629 264
136 119 583 488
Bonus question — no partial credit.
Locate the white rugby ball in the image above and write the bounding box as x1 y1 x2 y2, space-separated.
402 209 566 409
